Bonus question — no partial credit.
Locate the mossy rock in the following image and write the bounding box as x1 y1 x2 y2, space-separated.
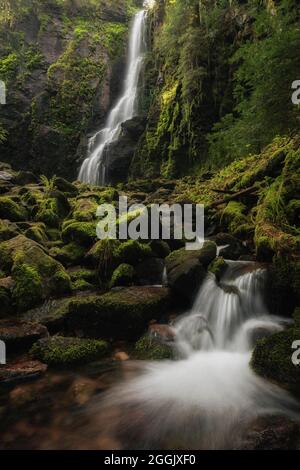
0 219 20 241
86 238 121 282
49 242 86 267
0 196 28 222
4 240 72 311
251 328 300 387
165 242 215 303
134 334 173 360
21 298 73 333
68 267 97 285
24 223 48 245
72 198 99 222
0 235 42 273
30 336 110 366
110 263 135 288
150 240 171 258
72 279 95 293
67 286 172 340
55 177 78 197
62 220 97 246
115 240 152 266
209 257 228 282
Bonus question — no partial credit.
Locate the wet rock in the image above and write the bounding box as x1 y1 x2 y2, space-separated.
68 377 98 406
216 233 248 260
0 357 47 384
104 117 147 185
240 416 300 450
0 320 48 353
149 322 176 343
114 351 130 362
21 298 73 333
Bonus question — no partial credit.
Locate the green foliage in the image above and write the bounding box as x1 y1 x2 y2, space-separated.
12 258 43 311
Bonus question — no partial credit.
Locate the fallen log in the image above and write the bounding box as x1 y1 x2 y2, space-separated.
209 186 258 209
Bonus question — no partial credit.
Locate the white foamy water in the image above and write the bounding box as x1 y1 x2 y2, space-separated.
78 10 147 185
94 262 299 449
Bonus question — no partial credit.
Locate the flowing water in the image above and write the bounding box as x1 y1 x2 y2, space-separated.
1 261 300 449
78 10 147 185
88 261 300 449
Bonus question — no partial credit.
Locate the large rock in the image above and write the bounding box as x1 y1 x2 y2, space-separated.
104 116 147 185
67 286 172 340
30 336 110 366
135 258 165 286
0 235 71 311
0 357 47 384
165 241 216 302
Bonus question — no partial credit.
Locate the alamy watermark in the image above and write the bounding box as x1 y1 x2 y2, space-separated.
292 340 300 366
96 197 205 251
0 80 6 105
0 340 6 365
291 80 300 105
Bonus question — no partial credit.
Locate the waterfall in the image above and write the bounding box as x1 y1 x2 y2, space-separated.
78 10 147 185
91 261 300 449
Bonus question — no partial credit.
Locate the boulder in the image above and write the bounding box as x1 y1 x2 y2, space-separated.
67 286 172 340
110 263 135 288
165 242 216 302
0 196 28 222
134 334 173 360
0 219 20 242
30 336 110 366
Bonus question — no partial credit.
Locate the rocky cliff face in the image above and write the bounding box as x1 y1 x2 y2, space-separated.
0 0 139 179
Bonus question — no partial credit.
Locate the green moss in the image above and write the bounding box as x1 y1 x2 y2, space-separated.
115 240 152 266
49 242 86 267
0 219 19 241
72 198 98 222
209 257 228 282
0 196 28 222
35 198 60 228
12 260 43 312
30 336 110 366
72 279 94 293
67 286 171 340
69 268 97 284
62 219 97 246
110 263 134 288
25 223 48 244
86 239 121 280
134 335 173 360
222 201 248 233
251 328 300 387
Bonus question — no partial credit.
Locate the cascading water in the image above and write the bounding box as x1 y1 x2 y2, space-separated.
78 9 147 185
90 261 300 449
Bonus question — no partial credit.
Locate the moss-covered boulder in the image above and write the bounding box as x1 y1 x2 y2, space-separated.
134 334 173 360
62 219 97 246
0 277 13 316
49 242 86 267
67 287 172 340
24 223 48 245
0 236 72 311
0 219 20 241
165 242 216 302
110 263 135 288
30 336 110 366
115 240 153 266
251 327 300 388
72 198 98 222
21 298 73 333
55 177 78 197
0 196 28 222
